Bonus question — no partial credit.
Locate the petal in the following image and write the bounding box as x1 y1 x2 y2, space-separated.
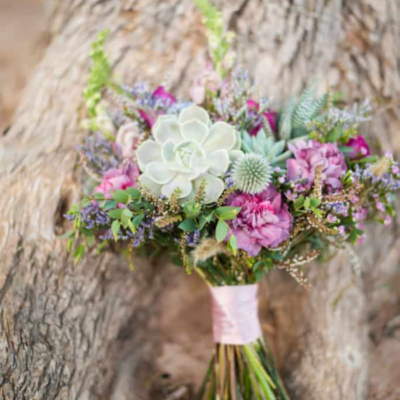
162 174 193 199
162 139 175 163
232 130 242 150
179 105 211 126
181 120 209 144
188 153 209 179
207 149 230 176
153 115 182 144
145 161 176 184
195 173 225 203
229 150 245 163
138 174 162 197
203 121 236 153
136 140 162 170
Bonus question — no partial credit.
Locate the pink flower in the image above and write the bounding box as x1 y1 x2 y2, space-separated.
346 135 370 159
226 185 293 256
353 206 367 221
247 100 277 136
94 164 139 199
190 63 222 104
139 86 176 128
286 140 347 190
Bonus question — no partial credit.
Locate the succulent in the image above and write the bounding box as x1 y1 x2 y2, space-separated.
278 87 328 140
232 154 272 194
241 130 291 168
136 105 242 203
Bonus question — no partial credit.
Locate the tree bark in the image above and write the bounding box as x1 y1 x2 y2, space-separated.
0 0 399 399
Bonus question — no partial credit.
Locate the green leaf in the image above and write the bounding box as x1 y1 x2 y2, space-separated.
310 197 321 208
61 230 75 239
87 236 95 247
127 219 136 234
111 220 120 242
338 145 354 153
111 190 130 203
229 235 238 256
126 187 141 199
123 208 133 218
104 200 118 210
303 197 311 210
133 214 144 228
179 218 197 232
326 128 342 143
216 220 229 242
107 209 123 219
215 206 241 220
294 195 305 210
255 268 264 282
80 228 94 237
120 211 130 229
351 155 379 164
73 244 85 265
183 201 201 219
93 192 105 200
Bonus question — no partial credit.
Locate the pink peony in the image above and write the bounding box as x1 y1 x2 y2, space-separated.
139 86 176 128
94 164 139 199
247 100 277 136
286 140 347 190
190 63 222 105
226 185 293 256
346 135 370 159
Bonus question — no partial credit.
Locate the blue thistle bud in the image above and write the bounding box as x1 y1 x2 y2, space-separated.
232 154 272 194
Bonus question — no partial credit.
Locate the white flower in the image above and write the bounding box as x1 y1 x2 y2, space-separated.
116 123 141 159
136 105 242 203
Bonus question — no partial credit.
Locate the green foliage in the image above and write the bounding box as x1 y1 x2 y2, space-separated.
293 195 324 218
194 0 235 77
215 219 229 242
241 131 291 168
83 29 111 118
214 206 241 220
279 87 328 140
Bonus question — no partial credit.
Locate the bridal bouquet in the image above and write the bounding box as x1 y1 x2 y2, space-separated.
65 1 399 399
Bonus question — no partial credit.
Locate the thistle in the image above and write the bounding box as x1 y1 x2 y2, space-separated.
232 154 272 194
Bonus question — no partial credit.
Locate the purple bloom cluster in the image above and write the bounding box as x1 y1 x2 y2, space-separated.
81 203 110 229
354 163 400 191
79 133 121 175
328 202 350 217
186 230 201 247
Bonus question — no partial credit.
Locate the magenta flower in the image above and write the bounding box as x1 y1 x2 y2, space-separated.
94 163 139 199
139 86 176 128
247 100 277 136
226 185 293 256
346 135 370 159
286 140 347 190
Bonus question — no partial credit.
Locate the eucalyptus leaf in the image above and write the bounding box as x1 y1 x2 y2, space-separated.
216 220 229 242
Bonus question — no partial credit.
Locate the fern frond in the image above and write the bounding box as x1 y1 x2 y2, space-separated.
279 96 296 141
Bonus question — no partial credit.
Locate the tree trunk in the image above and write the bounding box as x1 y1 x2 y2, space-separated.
1 1 399 399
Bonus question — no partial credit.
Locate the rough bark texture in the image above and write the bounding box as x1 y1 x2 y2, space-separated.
0 0 399 399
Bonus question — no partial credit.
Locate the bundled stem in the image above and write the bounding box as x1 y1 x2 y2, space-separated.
198 338 290 400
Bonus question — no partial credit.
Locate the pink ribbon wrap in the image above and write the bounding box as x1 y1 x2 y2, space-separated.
210 284 262 345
